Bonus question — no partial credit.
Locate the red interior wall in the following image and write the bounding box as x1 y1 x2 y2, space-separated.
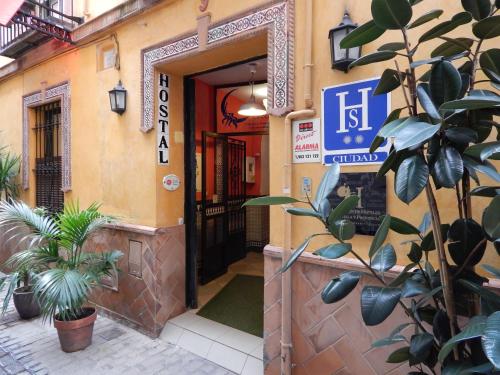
194 81 265 200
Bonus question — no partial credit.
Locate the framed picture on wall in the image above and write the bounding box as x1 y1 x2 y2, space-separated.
246 157 256 183
196 153 202 192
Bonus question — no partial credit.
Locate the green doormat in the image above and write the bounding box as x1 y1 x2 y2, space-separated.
197 274 264 337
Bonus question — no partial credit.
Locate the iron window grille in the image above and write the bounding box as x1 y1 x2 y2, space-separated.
33 101 64 214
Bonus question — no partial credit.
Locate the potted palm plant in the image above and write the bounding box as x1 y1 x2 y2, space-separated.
0 151 20 201
0 264 40 320
0 200 122 352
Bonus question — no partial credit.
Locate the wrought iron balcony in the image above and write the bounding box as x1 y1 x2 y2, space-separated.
0 0 83 59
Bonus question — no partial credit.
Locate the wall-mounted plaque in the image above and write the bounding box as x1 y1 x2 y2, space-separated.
329 173 387 236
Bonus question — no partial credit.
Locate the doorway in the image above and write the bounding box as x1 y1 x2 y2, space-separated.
184 56 269 337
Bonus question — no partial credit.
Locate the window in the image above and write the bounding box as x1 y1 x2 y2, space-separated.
34 102 64 213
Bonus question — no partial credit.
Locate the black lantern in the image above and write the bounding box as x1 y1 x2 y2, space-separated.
328 12 361 73
108 80 127 115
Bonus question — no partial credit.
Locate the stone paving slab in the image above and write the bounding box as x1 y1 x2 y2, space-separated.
0 295 236 375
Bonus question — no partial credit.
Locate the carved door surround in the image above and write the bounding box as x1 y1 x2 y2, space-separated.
22 82 71 191
141 0 295 133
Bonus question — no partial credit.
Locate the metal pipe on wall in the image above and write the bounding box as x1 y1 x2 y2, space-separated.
280 1 315 374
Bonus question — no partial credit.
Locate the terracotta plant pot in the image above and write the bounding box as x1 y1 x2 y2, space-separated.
13 286 40 320
54 308 97 353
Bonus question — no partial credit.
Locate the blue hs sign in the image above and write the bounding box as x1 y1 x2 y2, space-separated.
321 78 391 165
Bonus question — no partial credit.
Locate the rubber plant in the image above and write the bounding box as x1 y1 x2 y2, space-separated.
245 0 500 373
0 200 122 322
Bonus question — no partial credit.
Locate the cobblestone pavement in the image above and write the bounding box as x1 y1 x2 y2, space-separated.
0 299 236 375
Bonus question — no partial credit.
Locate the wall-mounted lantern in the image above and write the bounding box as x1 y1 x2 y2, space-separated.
328 12 361 73
108 80 127 115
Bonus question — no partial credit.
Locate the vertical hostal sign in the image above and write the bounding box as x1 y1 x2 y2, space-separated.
158 73 170 165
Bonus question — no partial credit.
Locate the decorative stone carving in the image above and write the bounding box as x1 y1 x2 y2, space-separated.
22 82 71 191
141 1 294 132
199 0 209 12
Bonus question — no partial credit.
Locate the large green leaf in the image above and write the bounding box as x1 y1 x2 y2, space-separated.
480 49 500 83
461 0 492 20
482 312 500 368
417 84 441 122
410 333 435 364
340 20 385 48
378 42 406 51
440 90 500 110
408 9 444 30
374 69 403 95
433 146 464 188
243 196 300 206
430 61 462 106
464 141 500 161
314 243 352 259
387 347 410 363
314 163 340 219
395 155 429 204
438 316 487 363
372 0 413 29
329 219 356 241
361 286 401 326
458 279 500 311
349 51 397 69
389 216 420 235
372 334 406 348
419 12 473 43
322 271 361 304
286 208 322 219
394 122 440 151
473 15 500 39
448 219 486 266
419 212 432 234
378 117 411 138
483 196 500 239
431 37 474 58
463 156 500 183
402 279 429 298
281 237 311 272
445 127 478 146
328 195 359 223
371 244 396 272
370 108 403 152
369 214 391 257
407 243 423 263
470 186 500 197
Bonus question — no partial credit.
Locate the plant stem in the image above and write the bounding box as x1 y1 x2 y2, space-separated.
455 183 464 219
425 184 459 360
455 238 487 277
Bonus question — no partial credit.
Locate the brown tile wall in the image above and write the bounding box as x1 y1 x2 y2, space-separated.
87 224 186 337
264 247 412 375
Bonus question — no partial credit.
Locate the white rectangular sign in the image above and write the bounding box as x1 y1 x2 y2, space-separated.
292 118 321 163
158 73 170 165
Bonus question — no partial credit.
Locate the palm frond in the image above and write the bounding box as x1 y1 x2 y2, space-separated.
79 250 123 282
7 245 61 272
0 272 21 315
0 153 20 200
34 268 91 322
57 202 111 253
0 200 59 245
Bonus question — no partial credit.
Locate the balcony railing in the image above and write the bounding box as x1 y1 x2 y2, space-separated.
0 0 83 59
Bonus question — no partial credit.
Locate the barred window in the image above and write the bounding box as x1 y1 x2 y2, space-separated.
34 101 64 213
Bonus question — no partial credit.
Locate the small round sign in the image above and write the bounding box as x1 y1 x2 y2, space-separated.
163 174 180 191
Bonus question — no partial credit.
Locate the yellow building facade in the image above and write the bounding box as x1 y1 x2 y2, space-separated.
0 0 498 373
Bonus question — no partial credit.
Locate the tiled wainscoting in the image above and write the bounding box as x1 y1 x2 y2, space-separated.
86 223 186 337
264 246 414 375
